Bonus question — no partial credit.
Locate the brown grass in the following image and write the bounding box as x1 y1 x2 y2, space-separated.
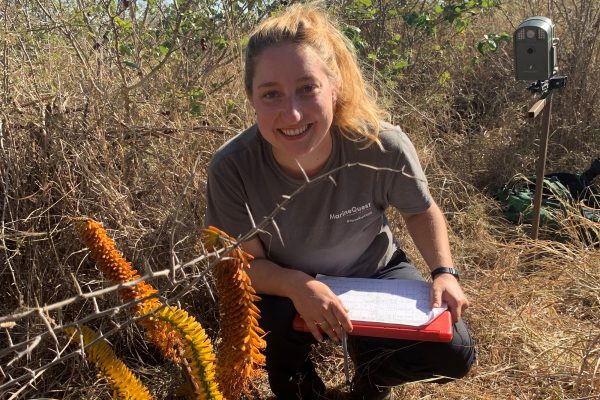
1 0 599 399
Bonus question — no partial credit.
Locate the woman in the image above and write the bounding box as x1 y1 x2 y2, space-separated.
205 3 475 399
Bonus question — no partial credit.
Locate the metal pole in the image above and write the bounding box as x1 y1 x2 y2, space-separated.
530 91 553 240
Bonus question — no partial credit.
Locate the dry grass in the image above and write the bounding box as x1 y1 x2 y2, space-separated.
1 0 599 399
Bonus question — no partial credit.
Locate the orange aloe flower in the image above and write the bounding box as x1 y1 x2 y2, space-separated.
75 219 225 399
202 226 266 400
75 218 184 363
74 219 157 302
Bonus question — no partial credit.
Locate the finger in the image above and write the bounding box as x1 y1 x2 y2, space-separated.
307 322 324 342
462 298 470 311
430 285 443 308
327 303 349 338
332 305 353 333
319 319 341 342
454 298 470 322
450 304 461 323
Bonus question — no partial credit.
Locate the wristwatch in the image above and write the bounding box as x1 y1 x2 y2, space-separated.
431 267 460 281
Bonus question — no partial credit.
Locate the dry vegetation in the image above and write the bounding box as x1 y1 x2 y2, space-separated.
1 0 599 399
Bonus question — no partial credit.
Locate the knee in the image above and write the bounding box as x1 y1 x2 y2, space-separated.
256 295 296 335
443 346 475 380
437 322 476 381
255 295 315 360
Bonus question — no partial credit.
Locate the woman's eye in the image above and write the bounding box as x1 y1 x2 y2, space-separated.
301 84 317 94
262 91 280 99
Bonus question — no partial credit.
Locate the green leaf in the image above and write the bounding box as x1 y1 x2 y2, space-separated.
113 16 132 32
119 44 133 56
439 71 451 85
190 102 202 116
225 99 238 114
123 61 139 69
214 36 228 49
477 41 487 55
342 24 368 51
159 42 171 56
499 32 512 42
392 58 409 71
189 89 205 100
482 0 500 7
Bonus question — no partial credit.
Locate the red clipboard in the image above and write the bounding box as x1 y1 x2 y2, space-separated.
292 309 453 342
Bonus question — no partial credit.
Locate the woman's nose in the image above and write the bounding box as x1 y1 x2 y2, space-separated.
280 95 302 122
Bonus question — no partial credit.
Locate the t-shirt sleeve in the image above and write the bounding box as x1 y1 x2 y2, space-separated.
204 157 254 238
381 127 432 214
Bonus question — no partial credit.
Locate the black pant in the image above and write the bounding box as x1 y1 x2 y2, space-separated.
256 259 476 399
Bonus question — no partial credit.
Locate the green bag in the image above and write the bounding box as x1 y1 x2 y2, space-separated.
496 174 600 245
496 175 572 229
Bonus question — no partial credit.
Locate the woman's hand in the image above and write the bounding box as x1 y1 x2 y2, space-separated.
240 238 352 341
431 274 469 323
289 278 353 342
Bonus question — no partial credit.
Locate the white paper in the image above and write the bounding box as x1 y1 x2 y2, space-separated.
316 275 447 327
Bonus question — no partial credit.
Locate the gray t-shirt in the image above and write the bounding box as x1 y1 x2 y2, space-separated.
205 122 432 277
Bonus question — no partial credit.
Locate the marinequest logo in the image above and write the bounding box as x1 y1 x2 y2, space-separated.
329 202 372 222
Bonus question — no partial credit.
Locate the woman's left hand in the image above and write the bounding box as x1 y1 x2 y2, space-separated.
430 274 469 323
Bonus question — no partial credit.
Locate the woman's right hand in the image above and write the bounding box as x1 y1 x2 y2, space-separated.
289 278 353 342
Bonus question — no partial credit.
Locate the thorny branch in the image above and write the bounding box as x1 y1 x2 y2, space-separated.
0 162 408 395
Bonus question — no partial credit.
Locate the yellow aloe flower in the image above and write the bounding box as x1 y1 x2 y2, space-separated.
154 306 223 400
65 325 154 400
134 298 186 364
202 226 266 400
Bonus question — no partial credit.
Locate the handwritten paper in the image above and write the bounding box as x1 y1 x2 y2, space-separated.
316 275 447 327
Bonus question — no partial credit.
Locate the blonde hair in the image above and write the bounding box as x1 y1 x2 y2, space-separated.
244 2 386 145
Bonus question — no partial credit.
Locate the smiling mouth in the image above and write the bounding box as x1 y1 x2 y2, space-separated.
279 124 312 137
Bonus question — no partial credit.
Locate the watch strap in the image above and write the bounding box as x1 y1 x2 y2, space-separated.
431 267 459 281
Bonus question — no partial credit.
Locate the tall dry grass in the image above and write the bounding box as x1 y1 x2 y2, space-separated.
1 0 599 399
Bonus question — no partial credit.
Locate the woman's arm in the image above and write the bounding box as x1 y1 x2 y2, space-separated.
241 237 353 342
401 201 470 323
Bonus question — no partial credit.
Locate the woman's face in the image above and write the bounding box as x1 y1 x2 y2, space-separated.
249 43 338 176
